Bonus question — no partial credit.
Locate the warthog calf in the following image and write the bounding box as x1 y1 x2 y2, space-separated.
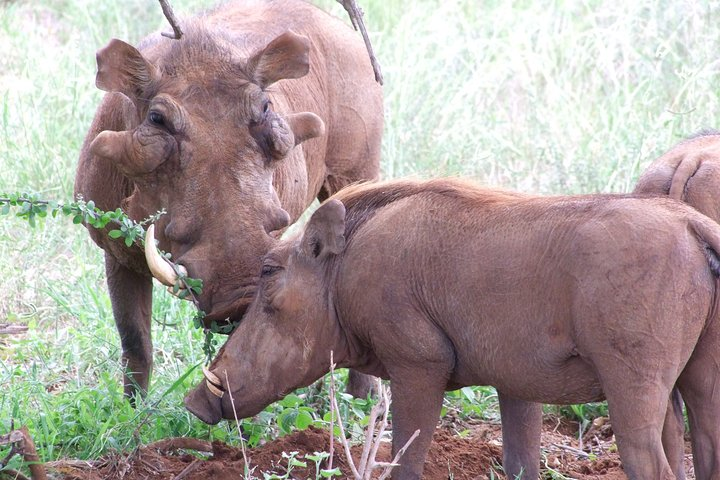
186 179 720 479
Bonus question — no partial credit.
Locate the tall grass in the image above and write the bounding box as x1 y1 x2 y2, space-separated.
2 0 719 471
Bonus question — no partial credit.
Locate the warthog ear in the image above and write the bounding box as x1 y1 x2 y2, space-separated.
95 39 160 102
300 199 346 260
248 31 310 88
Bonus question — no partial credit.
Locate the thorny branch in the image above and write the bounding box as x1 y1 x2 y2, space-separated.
336 0 384 85
158 0 183 39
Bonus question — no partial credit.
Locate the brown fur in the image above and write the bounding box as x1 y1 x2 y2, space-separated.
74 0 382 398
186 178 720 480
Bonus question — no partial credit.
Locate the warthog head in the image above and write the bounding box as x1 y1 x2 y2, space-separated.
89 28 325 322
184 199 347 424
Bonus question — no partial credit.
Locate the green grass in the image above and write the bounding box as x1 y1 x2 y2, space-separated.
2 0 720 475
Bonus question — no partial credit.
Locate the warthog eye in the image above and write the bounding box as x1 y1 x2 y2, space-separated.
261 264 282 277
263 100 272 114
148 111 165 126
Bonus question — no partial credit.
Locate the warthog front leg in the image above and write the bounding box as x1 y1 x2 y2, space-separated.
105 254 153 402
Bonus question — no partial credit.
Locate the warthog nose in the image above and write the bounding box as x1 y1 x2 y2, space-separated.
184 382 223 425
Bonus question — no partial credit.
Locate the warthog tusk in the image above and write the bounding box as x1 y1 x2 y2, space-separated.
144 224 187 287
203 366 225 398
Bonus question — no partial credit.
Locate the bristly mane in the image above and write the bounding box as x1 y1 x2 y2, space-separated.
685 128 720 141
331 178 526 241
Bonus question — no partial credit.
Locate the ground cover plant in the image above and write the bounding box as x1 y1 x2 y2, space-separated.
2 0 720 478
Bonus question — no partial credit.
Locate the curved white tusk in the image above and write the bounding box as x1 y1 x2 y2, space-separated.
203 366 225 398
144 224 187 287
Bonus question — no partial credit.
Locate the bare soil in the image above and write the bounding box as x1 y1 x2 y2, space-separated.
54 416 694 479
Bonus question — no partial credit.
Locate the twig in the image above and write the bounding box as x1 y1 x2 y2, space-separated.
364 379 389 479
376 429 419 480
171 459 201 480
327 364 414 479
328 352 336 471
336 0 383 85
158 0 183 39
223 370 252 476
330 385 361 479
0 324 28 335
145 437 212 454
45 459 100 469
551 443 590 459
357 381 382 475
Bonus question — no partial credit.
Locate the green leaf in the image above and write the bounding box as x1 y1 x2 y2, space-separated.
73 214 83 224
305 452 328 462
108 230 123 239
295 411 313 430
278 409 298 434
279 394 302 408
320 468 342 478
287 458 307 468
1 203 9 215
124 236 133 247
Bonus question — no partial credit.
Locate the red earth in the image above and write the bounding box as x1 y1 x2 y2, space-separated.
50 415 696 479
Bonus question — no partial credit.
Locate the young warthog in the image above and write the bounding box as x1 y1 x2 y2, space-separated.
186 179 720 480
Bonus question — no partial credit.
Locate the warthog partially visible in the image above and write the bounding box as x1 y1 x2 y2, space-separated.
477 131 720 480
185 178 720 480
74 0 382 399
633 129 720 480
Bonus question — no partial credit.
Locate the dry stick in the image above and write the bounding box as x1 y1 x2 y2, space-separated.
357 384 382 475
0 324 28 335
171 459 201 480
376 429 420 480
336 0 383 85
551 443 590 459
364 380 390 478
330 391 362 479
223 370 251 476
158 0 183 39
44 459 100 469
145 437 212 454
328 352 336 471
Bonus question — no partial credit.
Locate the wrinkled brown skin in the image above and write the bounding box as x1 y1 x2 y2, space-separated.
185 178 720 480
74 0 382 399
633 129 720 480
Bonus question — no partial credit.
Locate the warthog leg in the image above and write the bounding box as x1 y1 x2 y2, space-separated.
498 393 542 479
677 322 720 480
105 254 153 401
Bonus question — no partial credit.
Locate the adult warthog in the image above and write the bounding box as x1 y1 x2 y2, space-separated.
186 178 720 480
74 0 382 399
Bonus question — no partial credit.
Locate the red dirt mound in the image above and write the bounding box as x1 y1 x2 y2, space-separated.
54 417 694 479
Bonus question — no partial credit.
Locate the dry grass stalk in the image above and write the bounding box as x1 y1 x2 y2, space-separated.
327 353 418 479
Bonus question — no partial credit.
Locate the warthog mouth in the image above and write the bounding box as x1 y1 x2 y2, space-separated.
200 293 255 327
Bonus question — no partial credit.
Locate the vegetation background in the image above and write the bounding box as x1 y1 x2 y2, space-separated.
2 0 720 475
